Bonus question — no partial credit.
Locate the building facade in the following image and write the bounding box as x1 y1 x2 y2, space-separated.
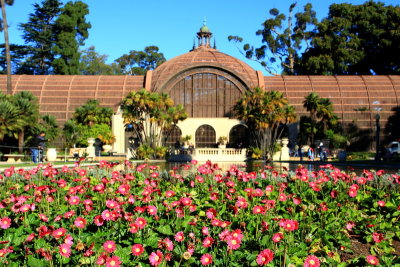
1 25 399 153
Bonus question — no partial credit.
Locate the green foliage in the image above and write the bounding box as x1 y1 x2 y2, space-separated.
79 46 120 75
299 1 400 75
325 129 348 149
115 46 166 75
234 87 296 159
18 0 62 74
75 123 112 147
121 89 187 158
52 1 91 74
229 2 317 75
72 99 113 126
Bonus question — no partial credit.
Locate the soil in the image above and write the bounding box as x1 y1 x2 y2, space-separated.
339 238 400 262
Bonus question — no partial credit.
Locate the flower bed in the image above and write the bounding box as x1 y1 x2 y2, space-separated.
0 161 399 266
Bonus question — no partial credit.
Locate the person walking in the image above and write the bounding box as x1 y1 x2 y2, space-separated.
31 132 48 163
307 146 314 161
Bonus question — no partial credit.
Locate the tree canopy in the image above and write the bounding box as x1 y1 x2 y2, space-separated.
298 1 400 75
115 46 166 75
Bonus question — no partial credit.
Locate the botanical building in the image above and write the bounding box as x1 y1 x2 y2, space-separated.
1 25 399 154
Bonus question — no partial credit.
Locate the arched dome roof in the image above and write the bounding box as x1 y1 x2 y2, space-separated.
151 46 259 92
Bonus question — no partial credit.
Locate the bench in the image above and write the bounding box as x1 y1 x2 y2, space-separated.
4 154 25 163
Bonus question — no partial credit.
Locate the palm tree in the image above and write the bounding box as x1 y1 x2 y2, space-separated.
303 92 320 144
0 99 23 141
12 91 40 153
0 0 14 94
234 87 297 159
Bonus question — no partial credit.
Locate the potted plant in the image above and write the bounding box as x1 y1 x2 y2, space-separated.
218 136 228 148
98 132 116 153
181 135 192 148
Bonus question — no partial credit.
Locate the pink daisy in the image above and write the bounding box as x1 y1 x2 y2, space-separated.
101 209 112 221
256 249 274 265
366 255 379 266
200 254 213 265
202 236 214 248
74 217 87 229
174 231 185 242
103 240 116 253
226 237 241 250
0 217 11 229
149 250 163 266
52 228 66 239
136 217 147 229
59 243 71 258
131 244 144 256
106 255 121 267
272 233 283 243
303 255 320 267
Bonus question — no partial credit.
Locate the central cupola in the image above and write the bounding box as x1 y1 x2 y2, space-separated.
196 19 213 48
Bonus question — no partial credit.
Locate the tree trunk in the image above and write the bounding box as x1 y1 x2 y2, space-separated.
18 130 24 154
1 0 12 95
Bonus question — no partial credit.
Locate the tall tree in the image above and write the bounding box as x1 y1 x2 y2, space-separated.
19 0 62 74
228 2 317 75
52 1 91 74
299 1 400 75
0 44 30 74
0 0 13 94
79 46 120 75
115 46 166 75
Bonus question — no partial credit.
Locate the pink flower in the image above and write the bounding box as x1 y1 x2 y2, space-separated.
366 255 379 265
272 233 283 243
132 244 144 256
38 213 49 222
68 196 80 205
74 217 87 229
149 250 163 266
253 205 266 214
52 228 66 239
101 210 112 221
348 189 358 198
372 232 384 243
256 249 274 265
147 205 157 216
226 237 241 250
303 255 320 267
174 231 185 242
106 255 121 267
0 217 11 229
279 219 299 232
293 197 302 205
136 217 147 229
165 190 175 197
59 244 71 258
377 200 386 207
103 240 116 253
202 237 214 248
200 254 213 265
278 193 287 201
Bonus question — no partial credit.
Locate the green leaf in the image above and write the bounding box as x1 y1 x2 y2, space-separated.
27 255 46 267
157 225 173 235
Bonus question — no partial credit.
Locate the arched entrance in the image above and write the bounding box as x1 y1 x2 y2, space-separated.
229 124 249 148
163 125 182 148
195 124 216 148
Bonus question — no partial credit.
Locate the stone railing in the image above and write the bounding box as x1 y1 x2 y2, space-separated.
193 148 246 162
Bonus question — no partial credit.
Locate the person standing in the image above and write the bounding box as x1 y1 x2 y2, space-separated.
31 132 47 163
308 146 314 161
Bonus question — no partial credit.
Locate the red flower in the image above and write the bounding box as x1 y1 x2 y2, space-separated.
200 254 213 265
106 255 121 267
149 250 163 266
74 217 87 229
103 240 116 253
303 255 320 267
272 233 283 243
52 228 66 239
174 231 185 242
366 255 379 265
202 237 214 248
0 217 11 229
135 217 147 229
372 232 384 243
256 249 274 265
131 244 144 256
59 244 71 258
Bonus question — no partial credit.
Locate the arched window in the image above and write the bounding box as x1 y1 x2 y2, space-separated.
163 125 182 148
195 125 216 148
168 72 243 118
229 124 249 148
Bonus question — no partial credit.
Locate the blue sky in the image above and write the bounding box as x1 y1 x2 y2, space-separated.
5 0 399 75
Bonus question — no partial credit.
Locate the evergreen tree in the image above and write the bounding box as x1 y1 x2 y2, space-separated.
52 1 91 74
115 46 166 75
299 1 400 75
19 0 62 74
